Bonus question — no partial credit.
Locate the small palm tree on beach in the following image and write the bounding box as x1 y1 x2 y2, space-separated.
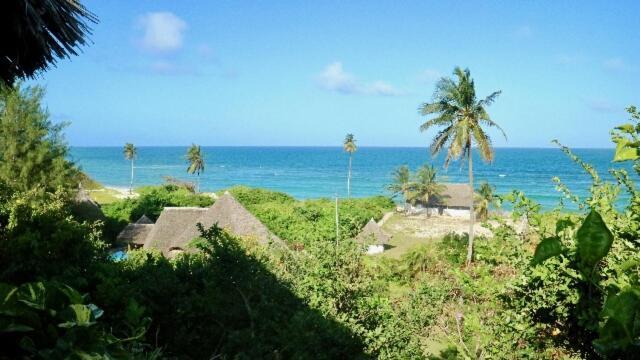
387 165 414 210
419 66 506 266
475 181 499 221
186 144 205 193
123 143 137 194
343 133 357 198
413 164 446 215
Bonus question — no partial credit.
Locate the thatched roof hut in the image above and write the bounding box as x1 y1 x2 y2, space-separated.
143 192 281 257
427 183 473 209
71 189 106 222
143 207 208 255
356 218 390 245
169 192 281 252
116 215 155 247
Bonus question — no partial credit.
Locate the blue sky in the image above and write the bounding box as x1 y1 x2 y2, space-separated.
36 1 639 147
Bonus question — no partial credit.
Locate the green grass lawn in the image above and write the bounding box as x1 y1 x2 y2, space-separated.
88 189 122 204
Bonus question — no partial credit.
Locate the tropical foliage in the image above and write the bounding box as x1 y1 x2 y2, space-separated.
475 181 499 221
387 164 445 211
0 84 80 193
419 66 506 265
0 0 97 85
227 185 394 246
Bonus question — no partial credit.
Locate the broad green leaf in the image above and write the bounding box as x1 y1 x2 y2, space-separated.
576 210 613 270
58 284 85 305
613 138 639 162
594 288 640 354
16 282 47 310
58 304 96 328
532 237 564 265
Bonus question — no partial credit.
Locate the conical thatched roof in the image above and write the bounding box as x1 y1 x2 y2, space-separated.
71 189 105 222
168 192 281 253
143 207 208 255
356 218 390 245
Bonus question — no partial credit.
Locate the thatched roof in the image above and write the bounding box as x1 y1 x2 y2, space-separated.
356 219 390 245
143 207 208 255
117 224 154 246
116 215 155 246
135 215 154 224
427 183 473 209
143 193 281 257
71 189 105 222
168 192 281 254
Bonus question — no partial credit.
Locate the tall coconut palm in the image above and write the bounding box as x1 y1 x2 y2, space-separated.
418 67 506 265
123 143 137 194
343 133 357 198
387 165 414 210
413 164 446 215
475 181 499 221
186 144 205 193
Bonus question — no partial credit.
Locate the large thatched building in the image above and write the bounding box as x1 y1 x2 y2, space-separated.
117 192 280 257
414 183 473 217
116 215 156 248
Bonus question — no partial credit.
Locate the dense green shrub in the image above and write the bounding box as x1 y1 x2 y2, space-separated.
0 281 155 359
227 186 395 245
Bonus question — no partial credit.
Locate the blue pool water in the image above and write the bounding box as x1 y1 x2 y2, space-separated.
69 146 635 209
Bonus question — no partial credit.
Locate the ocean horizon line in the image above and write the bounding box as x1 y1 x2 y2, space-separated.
70 145 617 150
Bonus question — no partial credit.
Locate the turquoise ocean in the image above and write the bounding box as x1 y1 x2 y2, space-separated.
69 147 635 209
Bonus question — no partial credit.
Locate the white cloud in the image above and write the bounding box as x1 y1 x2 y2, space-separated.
138 12 187 52
317 62 403 96
366 81 404 96
514 25 533 39
417 69 442 83
317 62 358 93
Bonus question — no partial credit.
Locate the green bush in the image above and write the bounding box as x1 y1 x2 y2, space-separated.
227 186 394 245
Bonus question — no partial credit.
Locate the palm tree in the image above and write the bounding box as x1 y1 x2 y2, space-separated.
387 165 414 211
475 181 499 221
413 164 446 215
123 143 137 194
418 67 506 265
402 245 432 278
1 1 97 86
186 144 205 192
343 133 357 198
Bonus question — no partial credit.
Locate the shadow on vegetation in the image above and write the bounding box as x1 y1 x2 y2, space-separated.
95 224 370 359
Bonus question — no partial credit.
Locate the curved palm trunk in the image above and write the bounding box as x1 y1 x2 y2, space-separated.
196 174 200 193
347 154 352 198
466 148 475 266
129 158 134 194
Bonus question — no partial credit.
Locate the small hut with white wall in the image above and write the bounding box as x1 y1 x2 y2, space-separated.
356 218 390 254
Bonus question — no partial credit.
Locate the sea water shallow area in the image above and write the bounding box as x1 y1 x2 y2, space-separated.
70 146 636 210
